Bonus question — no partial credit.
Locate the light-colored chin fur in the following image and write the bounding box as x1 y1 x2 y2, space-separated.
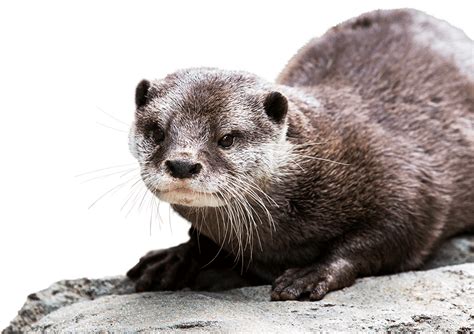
157 190 225 207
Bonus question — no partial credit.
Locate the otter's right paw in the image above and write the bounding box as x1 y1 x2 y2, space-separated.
126 242 199 292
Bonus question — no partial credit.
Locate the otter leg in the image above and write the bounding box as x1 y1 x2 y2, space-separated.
127 239 200 292
127 228 219 292
271 257 357 301
271 229 407 301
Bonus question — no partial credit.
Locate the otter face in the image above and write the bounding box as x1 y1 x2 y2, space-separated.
129 68 288 207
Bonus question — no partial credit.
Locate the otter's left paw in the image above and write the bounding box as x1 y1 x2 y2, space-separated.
271 260 356 301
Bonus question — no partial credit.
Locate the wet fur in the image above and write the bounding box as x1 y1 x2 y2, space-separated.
127 9 474 300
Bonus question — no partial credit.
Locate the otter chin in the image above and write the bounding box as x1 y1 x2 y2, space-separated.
126 9 474 301
157 188 224 207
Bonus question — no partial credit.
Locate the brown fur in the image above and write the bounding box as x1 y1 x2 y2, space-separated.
127 9 474 300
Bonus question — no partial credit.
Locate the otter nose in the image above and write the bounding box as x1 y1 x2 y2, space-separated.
165 160 202 179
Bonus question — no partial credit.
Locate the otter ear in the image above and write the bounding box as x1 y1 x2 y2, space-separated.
264 91 288 123
135 79 151 108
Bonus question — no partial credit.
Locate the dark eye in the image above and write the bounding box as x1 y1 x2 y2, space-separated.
145 124 165 143
218 134 234 148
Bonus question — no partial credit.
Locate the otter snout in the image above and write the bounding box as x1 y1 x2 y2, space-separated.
165 159 202 179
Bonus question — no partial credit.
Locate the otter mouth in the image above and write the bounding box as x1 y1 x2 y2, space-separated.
160 187 203 195
147 184 225 207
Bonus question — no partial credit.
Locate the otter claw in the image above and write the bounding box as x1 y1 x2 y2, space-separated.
271 261 356 301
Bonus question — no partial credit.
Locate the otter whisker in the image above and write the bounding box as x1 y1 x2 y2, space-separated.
265 141 331 147
234 185 265 254
195 207 202 254
125 171 155 217
229 186 255 265
265 143 350 166
227 175 276 234
97 106 130 127
236 178 277 225
88 174 140 209
138 184 151 212
80 167 137 184
237 174 279 208
200 191 234 269
235 185 265 267
224 187 245 263
223 180 265 264
213 193 226 246
168 199 173 233
96 122 129 134
150 194 163 232
148 192 155 235
220 185 249 267
126 183 150 218
121 178 146 212
292 153 350 166
75 163 137 178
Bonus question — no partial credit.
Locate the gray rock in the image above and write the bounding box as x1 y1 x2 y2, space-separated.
422 234 474 270
3 235 474 333
3 277 135 333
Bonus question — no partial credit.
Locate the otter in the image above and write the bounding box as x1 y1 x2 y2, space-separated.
126 9 474 301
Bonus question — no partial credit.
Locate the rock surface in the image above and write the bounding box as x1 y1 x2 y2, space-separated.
3 235 474 333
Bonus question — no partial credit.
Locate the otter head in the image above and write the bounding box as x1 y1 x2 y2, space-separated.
129 68 289 207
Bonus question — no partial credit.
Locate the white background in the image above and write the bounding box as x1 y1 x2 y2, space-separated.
0 0 472 328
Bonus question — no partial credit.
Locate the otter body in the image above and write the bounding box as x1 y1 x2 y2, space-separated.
127 9 474 300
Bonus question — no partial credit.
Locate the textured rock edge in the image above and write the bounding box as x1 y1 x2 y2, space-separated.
3 235 474 333
30 264 474 332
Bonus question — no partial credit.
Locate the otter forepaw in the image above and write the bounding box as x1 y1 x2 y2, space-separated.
271 259 356 301
126 242 199 292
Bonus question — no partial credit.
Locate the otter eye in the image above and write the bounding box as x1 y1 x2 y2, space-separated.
218 134 234 148
145 124 165 143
